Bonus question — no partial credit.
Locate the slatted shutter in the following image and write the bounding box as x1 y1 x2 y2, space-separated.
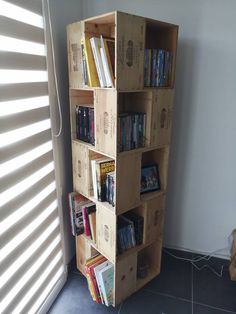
0 1 67 313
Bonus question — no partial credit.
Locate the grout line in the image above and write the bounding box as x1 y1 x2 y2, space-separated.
193 301 236 314
143 288 192 304
118 301 124 314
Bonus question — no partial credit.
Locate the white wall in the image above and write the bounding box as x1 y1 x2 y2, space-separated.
45 0 84 263
82 0 236 257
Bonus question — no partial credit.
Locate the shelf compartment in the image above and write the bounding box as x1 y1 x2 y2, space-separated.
115 253 137 305
70 89 94 142
76 234 99 276
142 146 169 192
118 91 152 150
116 152 141 214
136 240 162 290
145 19 178 88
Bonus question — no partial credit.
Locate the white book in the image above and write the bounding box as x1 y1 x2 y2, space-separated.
100 35 113 87
97 263 114 306
90 37 106 87
93 260 112 304
91 160 98 199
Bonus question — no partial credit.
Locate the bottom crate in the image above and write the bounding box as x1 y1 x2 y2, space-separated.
136 240 162 290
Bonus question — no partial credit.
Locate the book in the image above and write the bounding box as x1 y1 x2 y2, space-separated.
96 159 115 202
88 211 96 242
97 263 114 306
123 211 144 245
94 260 112 304
75 106 94 145
85 254 106 302
81 38 89 86
90 37 106 87
83 35 100 87
117 215 136 253
91 157 112 200
82 202 95 237
100 35 115 87
68 192 88 236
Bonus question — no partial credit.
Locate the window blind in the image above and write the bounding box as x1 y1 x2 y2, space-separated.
0 1 66 313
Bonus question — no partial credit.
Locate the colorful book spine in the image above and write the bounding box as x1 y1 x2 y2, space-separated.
82 205 91 237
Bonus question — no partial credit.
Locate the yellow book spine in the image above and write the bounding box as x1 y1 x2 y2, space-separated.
83 37 100 87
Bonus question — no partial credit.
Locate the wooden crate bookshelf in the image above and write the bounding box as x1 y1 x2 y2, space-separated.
67 10 178 307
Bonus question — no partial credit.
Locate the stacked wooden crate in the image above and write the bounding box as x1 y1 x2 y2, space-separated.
67 11 178 306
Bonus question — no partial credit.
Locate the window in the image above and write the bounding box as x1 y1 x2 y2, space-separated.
0 1 66 313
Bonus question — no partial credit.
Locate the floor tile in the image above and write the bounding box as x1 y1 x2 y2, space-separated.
193 255 236 312
121 289 192 314
144 248 193 301
48 273 118 314
193 303 236 314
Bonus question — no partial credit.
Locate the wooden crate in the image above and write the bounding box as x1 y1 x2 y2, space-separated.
142 147 170 192
94 89 117 157
70 89 94 141
116 152 142 214
145 19 178 88
116 12 145 91
115 254 137 304
96 203 117 262
76 235 98 276
67 12 178 91
135 193 165 245
151 89 174 147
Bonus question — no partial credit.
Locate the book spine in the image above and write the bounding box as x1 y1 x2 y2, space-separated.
91 160 98 199
77 106 83 141
106 174 109 203
90 267 102 303
144 49 148 86
81 40 89 86
90 38 106 87
82 206 91 236
68 193 75 236
85 266 96 301
168 51 173 86
152 49 157 87
84 37 100 87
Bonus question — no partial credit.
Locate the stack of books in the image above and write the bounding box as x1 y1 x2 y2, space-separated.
85 254 114 306
68 192 96 241
81 34 115 88
117 212 144 254
144 48 173 87
91 158 115 206
75 105 94 145
118 112 146 152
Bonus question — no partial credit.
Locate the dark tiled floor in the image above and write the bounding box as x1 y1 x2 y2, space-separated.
49 249 236 314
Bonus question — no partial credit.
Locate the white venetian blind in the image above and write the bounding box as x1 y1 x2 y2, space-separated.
0 1 66 313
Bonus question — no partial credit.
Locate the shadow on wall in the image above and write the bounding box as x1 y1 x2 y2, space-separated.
164 38 200 247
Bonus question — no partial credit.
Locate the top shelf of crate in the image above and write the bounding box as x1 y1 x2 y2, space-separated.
67 11 178 92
